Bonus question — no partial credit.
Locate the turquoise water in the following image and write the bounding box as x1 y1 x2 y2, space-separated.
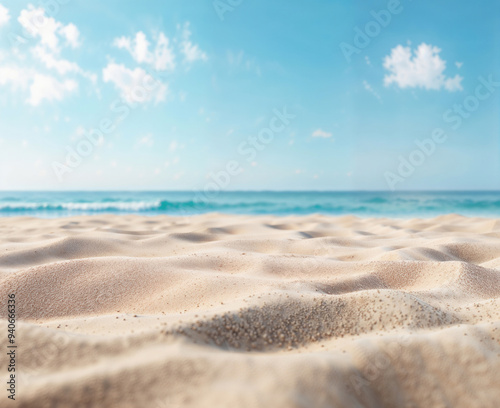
0 191 499 218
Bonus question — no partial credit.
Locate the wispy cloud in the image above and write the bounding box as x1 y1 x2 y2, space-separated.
113 31 176 72
363 80 382 103
179 22 207 63
107 24 206 103
136 134 154 147
31 45 96 82
102 62 167 104
227 50 261 76
311 129 333 139
0 5 91 106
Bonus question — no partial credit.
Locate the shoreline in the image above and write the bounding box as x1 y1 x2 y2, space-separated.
0 211 499 221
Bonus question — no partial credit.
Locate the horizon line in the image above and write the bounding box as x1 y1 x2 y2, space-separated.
1 190 500 193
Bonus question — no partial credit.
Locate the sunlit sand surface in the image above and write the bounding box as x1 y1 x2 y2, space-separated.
0 214 499 407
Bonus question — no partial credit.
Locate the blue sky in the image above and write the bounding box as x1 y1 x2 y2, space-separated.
0 0 498 191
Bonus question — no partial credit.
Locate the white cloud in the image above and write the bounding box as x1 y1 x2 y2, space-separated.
32 46 96 82
106 23 205 102
102 62 167 104
59 23 80 48
18 5 79 52
311 129 332 138
155 33 175 71
32 45 76 74
17 5 81 52
27 74 78 106
0 66 32 90
113 31 175 71
179 23 207 63
383 43 463 92
114 31 150 64
455 61 463 69
113 36 131 50
0 59 91 105
0 4 10 26
3 5 93 106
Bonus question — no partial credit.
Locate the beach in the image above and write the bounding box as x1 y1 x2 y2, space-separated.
0 213 499 407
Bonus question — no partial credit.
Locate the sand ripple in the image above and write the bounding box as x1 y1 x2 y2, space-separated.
0 214 499 407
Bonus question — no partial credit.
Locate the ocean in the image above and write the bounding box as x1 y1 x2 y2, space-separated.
0 191 499 218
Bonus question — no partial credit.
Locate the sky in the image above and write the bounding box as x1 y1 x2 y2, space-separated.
0 0 499 191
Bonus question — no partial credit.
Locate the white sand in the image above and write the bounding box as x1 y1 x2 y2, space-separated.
0 213 499 407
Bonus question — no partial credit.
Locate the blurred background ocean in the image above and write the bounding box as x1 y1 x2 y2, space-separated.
0 191 499 218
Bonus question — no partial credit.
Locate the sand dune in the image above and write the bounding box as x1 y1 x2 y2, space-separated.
0 214 499 407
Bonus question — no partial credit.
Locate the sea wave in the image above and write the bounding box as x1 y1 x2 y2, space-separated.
0 201 173 212
0 201 367 214
1 194 500 216
0 200 275 213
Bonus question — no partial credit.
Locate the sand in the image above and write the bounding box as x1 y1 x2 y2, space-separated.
0 213 499 407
